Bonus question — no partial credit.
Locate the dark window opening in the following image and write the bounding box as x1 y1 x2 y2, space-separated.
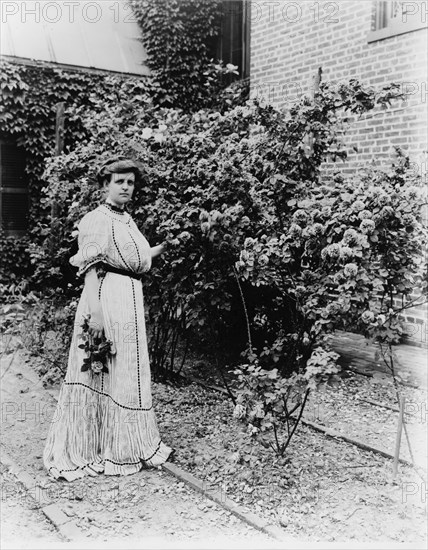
215 1 250 81
0 141 29 235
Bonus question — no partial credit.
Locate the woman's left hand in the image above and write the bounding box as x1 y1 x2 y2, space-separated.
150 242 168 259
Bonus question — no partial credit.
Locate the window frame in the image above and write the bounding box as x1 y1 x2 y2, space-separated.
0 139 29 237
368 0 428 43
217 0 250 81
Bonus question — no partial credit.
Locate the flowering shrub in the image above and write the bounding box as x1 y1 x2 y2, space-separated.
38 80 418 384
25 73 428 452
231 150 426 453
232 345 340 456
236 150 427 370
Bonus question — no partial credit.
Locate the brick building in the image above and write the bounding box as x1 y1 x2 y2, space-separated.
249 0 427 172
248 0 427 343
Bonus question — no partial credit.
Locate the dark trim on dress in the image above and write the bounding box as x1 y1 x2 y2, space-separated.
104 203 126 214
63 381 152 411
130 279 142 407
127 230 141 272
49 465 79 473
51 443 163 472
112 220 132 270
104 458 142 466
99 206 132 225
78 254 109 278
143 440 162 462
48 460 100 474
98 273 106 301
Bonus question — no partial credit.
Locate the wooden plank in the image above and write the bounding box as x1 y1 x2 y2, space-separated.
51 102 64 221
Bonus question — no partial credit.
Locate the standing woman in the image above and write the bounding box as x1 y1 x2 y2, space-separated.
43 157 173 481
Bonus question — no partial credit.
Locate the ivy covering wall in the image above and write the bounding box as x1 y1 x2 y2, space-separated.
0 60 153 233
0 0 244 237
0 0 246 283
129 0 223 111
0 60 152 282
0 61 152 237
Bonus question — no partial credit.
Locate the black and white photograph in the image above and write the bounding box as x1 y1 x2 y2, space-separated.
0 1 427 548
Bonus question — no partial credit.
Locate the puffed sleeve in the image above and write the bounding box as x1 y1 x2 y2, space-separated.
69 210 110 277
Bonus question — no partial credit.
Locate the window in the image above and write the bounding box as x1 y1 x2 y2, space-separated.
0 141 29 235
215 1 250 81
368 0 427 42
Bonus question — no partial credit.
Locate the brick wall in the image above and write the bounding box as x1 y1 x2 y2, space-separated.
250 0 427 345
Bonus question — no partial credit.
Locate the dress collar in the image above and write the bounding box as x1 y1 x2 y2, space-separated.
104 199 126 214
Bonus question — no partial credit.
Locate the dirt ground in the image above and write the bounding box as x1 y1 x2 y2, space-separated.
0 466 62 548
0 342 283 549
1 335 427 549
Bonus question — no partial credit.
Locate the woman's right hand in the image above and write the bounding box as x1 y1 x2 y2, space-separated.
88 309 104 339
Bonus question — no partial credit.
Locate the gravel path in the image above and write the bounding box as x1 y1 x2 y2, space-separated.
1 466 63 549
0 344 277 548
2 335 426 547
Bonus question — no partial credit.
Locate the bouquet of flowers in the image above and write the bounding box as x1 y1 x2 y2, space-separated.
78 314 115 375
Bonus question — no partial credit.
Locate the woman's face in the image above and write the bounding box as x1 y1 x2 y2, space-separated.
104 172 135 207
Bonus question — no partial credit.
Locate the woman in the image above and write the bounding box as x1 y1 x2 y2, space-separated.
43 157 174 481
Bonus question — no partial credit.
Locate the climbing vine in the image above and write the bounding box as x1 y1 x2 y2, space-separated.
0 59 152 243
129 0 236 111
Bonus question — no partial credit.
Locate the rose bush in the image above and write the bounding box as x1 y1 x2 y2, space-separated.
30 77 427 452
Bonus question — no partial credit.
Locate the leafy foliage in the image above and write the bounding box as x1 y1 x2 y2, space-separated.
236 149 427 368
0 59 153 282
0 229 33 284
5 62 425 454
129 0 234 111
39 79 418 375
232 348 339 456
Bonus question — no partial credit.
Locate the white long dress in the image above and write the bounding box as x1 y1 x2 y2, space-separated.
43 203 172 481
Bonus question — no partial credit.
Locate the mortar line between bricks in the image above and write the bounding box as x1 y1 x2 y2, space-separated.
0 444 87 542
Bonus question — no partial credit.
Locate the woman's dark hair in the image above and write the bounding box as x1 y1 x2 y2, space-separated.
96 157 143 188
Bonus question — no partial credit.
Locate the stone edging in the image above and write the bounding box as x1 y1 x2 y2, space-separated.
0 446 87 542
2 352 418 542
161 462 294 542
185 375 415 467
1 383 294 543
0 444 294 544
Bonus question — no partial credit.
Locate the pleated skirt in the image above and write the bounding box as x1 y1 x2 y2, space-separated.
43 272 172 481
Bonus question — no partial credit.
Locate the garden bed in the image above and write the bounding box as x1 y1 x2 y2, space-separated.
152 370 427 543
3 321 427 543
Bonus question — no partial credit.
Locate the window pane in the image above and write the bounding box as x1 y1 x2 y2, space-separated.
1 192 29 231
0 141 29 232
0 142 27 189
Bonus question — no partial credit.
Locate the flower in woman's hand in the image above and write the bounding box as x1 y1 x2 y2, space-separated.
109 340 117 355
91 361 104 374
79 314 113 375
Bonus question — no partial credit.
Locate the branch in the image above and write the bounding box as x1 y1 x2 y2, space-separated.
233 266 253 354
283 388 310 454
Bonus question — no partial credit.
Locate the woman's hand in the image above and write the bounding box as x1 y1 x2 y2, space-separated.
88 309 104 339
150 241 168 259
84 267 104 339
